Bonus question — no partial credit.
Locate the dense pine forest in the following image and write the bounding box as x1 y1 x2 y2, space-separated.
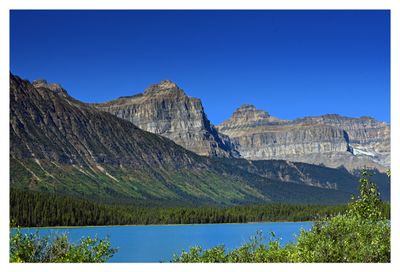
10 189 390 227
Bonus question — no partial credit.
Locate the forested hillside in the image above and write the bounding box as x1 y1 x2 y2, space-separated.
13 189 388 227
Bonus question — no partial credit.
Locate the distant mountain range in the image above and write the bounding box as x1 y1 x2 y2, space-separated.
218 105 390 172
96 80 390 172
10 74 390 206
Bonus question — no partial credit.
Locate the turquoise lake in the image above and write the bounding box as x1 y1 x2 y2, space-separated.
19 222 312 262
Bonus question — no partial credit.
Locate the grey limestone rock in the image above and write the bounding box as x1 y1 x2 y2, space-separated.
217 105 390 172
96 81 239 158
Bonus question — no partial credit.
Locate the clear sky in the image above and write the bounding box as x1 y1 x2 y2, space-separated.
10 10 390 124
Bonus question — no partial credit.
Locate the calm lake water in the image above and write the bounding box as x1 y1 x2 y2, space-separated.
19 222 312 262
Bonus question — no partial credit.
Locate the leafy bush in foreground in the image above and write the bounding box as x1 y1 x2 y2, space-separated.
10 228 117 263
173 170 390 263
173 230 295 263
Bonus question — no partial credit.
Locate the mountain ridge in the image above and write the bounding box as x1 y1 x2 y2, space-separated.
95 80 389 172
217 104 390 172
10 73 389 206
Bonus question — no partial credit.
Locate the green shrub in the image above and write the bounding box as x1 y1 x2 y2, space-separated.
10 228 117 263
173 230 296 263
173 170 390 263
291 214 390 262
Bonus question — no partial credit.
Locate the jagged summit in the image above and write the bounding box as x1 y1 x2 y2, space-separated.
144 80 183 95
157 79 178 89
218 104 283 129
32 79 47 85
237 104 257 110
234 104 270 117
32 79 66 94
96 80 185 106
96 80 238 157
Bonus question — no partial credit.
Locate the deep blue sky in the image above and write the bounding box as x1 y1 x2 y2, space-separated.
10 10 390 124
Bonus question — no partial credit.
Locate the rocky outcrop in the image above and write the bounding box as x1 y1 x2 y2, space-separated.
95 80 238 158
296 115 390 167
32 79 66 94
217 105 390 171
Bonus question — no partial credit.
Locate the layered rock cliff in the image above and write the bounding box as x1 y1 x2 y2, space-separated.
96 80 389 172
95 80 238 158
217 105 390 171
296 115 390 167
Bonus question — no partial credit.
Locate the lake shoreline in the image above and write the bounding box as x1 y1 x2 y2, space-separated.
13 221 315 262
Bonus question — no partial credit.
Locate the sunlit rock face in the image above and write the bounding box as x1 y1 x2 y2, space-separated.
217 105 390 171
96 80 389 172
96 80 239 158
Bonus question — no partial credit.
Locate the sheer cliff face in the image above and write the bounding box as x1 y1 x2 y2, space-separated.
296 115 390 167
217 105 390 171
96 80 238 158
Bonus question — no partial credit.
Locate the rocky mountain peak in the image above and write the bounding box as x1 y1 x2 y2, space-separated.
32 79 66 94
158 79 178 88
237 104 257 110
96 80 238 158
234 104 270 117
144 80 183 96
218 104 283 130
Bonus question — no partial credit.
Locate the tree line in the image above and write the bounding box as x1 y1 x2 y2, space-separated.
10 189 390 227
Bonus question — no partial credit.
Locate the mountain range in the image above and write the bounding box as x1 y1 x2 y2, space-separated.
96 80 390 172
218 105 390 172
10 74 390 206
